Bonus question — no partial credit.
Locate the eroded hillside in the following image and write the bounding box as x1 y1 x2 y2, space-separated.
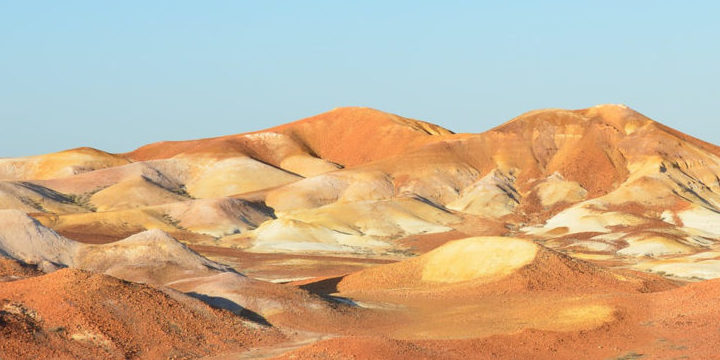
3 105 720 359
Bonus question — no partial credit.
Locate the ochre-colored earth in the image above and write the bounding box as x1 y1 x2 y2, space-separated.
3 105 720 359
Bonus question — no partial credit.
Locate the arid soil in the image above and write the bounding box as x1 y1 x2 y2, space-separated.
0 266 283 359
3 105 720 359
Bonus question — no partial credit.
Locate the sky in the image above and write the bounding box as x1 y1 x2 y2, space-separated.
1 1 719 157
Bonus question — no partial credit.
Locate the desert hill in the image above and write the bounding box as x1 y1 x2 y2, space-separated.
124 107 453 167
0 268 282 359
0 210 363 338
3 105 720 358
0 147 129 181
3 105 720 274
335 236 672 298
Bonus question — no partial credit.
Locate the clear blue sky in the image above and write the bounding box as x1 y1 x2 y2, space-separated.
1 1 718 157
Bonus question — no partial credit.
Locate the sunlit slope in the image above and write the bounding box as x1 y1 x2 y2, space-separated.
125 107 453 168
0 210 343 330
0 268 281 359
5 105 720 268
337 236 665 296
0 147 129 181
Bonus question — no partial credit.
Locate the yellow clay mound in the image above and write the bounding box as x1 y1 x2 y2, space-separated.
421 236 538 283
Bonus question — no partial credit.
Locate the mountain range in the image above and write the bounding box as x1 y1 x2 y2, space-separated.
2 105 720 359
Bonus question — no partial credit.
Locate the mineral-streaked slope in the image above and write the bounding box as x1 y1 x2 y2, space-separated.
0 210 346 327
3 105 720 358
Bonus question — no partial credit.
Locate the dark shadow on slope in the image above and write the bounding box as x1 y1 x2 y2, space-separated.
244 200 277 219
185 292 272 327
412 195 454 214
297 276 344 296
17 182 76 204
322 295 359 307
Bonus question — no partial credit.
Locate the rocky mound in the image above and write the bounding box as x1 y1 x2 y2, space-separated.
74 229 234 284
167 271 359 333
0 211 232 283
0 268 281 359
